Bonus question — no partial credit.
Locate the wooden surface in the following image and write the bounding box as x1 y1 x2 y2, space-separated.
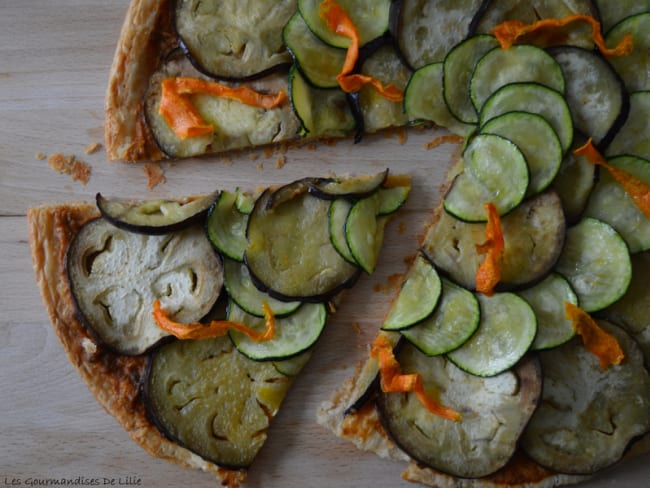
1 1 648 487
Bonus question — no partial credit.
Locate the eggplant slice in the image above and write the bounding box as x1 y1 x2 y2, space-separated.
424 190 566 291
67 218 222 355
378 345 542 478
146 335 291 469
521 321 650 475
175 0 295 80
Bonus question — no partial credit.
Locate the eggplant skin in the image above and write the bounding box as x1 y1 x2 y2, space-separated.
522 321 650 475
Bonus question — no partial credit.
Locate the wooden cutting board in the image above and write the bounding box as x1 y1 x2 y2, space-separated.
1 1 648 487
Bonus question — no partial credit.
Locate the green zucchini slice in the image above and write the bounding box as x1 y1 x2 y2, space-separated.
96 191 218 235
145 335 291 469
522 321 650 475
470 44 565 112
377 185 411 215
447 292 537 377
245 186 360 302
328 198 357 264
298 0 391 48
606 90 650 161
518 273 578 351
401 277 480 356
480 111 563 196
283 11 347 89
403 62 475 137
479 82 574 153
377 347 542 478
223 258 301 318
273 350 313 377
394 0 486 69
206 190 250 261
555 218 632 312
443 34 499 124
606 13 650 93
175 0 294 80
345 193 388 274
583 155 650 253
443 134 529 222
381 254 442 331
594 0 650 33
228 301 327 361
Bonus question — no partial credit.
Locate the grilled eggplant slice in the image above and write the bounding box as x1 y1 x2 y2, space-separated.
67 219 222 355
378 347 542 478
145 335 291 469
522 321 650 475
97 192 217 235
175 0 295 80
425 190 565 291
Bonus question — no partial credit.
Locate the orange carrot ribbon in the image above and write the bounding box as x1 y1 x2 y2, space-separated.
152 299 276 341
371 335 462 421
319 0 403 102
159 77 287 139
574 138 650 220
475 202 505 296
492 14 633 58
564 302 624 369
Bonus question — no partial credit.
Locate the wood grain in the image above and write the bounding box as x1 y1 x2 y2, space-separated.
1 1 648 487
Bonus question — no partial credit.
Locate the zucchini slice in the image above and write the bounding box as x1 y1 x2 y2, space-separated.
443 134 529 222
309 169 388 200
522 321 650 475
376 185 411 215
328 198 357 264
206 190 250 262
283 11 347 89
605 90 650 161
606 13 650 93
555 218 632 312
298 0 391 48
401 277 480 356
228 301 327 361
273 350 313 377
427 190 565 291
480 111 563 196
245 186 360 302
518 273 578 351
443 34 499 124
393 0 486 69
594 0 650 33
549 45 628 148
479 82 574 153
175 0 294 80
288 64 357 138
145 335 291 469
470 44 565 112
403 62 475 136
67 219 222 355
345 195 388 274
96 191 217 235
223 258 301 318
377 347 542 478
447 292 537 377
381 254 442 331
583 155 650 253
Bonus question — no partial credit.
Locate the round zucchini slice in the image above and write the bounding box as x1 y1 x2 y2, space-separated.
97 192 217 235
605 90 650 161
594 0 650 33
401 277 480 356
382 254 442 331
606 13 650 93
328 198 357 265
175 0 294 80
245 186 360 302
518 273 578 351
522 321 650 475
470 44 565 112
443 134 529 222
583 155 650 253
205 190 250 262
67 219 222 355
228 301 327 361
377 346 542 478
447 292 537 377
145 335 291 469
427 190 566 291
555 218 632 312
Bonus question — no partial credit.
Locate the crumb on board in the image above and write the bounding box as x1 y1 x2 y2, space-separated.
276 155 286 169
373 273 404 295
35 152 46 160
256 162 264 171
84 142 102 155
425 134 464 150
143 162 165 189
352 322 362 334
398 221 407 235
48 153 91 185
